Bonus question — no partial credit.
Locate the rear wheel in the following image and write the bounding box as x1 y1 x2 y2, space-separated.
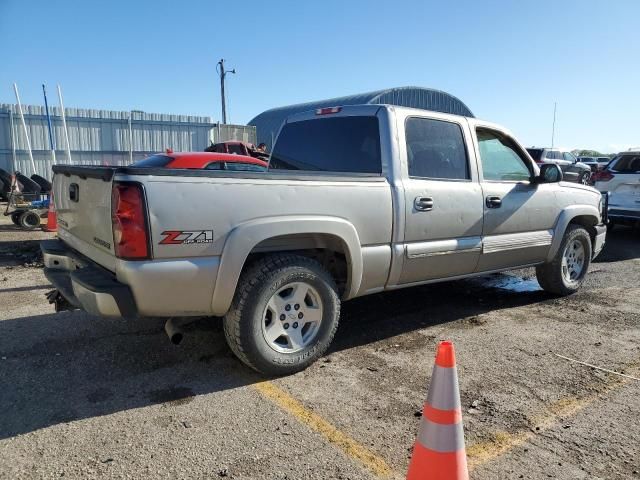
223 254 340 375
579 172 591 185
19 210 41 230
536 225 592 295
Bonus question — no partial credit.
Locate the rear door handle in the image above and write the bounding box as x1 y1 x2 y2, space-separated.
414 196 434 211
486 195 502 208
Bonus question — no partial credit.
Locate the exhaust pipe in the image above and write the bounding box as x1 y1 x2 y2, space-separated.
164 318 184 345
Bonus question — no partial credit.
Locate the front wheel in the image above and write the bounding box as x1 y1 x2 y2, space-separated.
536 225 592 296
223 254 340 375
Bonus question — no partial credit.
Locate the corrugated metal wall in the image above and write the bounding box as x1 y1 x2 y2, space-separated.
0 104 256 179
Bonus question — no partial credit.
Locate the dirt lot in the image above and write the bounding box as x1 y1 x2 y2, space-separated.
0 212 639 480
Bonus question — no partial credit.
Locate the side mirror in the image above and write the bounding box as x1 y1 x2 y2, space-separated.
535 163 563 184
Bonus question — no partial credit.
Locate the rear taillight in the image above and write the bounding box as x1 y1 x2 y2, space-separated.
111 182 149 259
593 170 614 182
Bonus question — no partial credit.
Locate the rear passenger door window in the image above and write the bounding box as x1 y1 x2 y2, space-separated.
405 117 469 180
476 129 532 182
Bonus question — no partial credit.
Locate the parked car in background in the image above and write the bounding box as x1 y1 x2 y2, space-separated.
42 104 606 375
578 156 612 173
594 149 640 228
131 151 268 172
527 148 592 184
578 156 599 173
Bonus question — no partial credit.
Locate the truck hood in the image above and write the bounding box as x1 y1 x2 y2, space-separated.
560 181 600 195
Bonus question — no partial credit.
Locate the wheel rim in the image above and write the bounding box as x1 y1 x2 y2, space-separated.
262 281 323 354
22 213 40 227
581 174 590 185
561 239 585 283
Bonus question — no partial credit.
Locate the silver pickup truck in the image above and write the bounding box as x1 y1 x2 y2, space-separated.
42 104 607 374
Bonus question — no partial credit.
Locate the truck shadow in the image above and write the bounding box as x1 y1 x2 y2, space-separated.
0 271 549 440
331 270 549 353
593 225 640 263
0 311 260 440
0 231 630 439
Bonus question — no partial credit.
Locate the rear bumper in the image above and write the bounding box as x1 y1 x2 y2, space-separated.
41 239 137 318
593 224 607 259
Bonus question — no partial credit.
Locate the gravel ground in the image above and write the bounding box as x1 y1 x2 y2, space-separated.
0 212 639 479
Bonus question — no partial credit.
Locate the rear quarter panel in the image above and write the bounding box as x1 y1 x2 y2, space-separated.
126 174 393 259
116 172 393 315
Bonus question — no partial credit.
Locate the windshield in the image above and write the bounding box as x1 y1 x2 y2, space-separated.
130 155 173 167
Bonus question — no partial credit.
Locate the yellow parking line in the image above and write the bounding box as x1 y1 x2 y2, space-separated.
467 359 640 471
253 381 395 479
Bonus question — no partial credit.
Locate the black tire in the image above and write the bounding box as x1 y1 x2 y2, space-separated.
16 173 41 194
19 210 41 230
536 224 592 296
10 211 22 225
30 174 52 193
223 254 340 375
0 168 12 191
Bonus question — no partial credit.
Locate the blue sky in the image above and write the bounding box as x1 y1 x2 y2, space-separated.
1 0 638 153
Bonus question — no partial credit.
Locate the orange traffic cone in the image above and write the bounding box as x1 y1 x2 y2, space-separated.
407 341 468 480
43 189 57 232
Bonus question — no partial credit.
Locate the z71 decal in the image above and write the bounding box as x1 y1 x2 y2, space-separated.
160 230 214 245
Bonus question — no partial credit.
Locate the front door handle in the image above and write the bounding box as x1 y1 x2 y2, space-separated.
486 195 502 208
414 196 434 211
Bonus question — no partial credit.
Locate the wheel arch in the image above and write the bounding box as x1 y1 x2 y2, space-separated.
547 206 600 261
211 216 362 316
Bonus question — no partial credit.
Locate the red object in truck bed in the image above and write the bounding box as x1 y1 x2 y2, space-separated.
165 152 267 169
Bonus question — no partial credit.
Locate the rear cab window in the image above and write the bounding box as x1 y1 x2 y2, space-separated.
270 116 381 173
225 163 266 172
130 155 173 167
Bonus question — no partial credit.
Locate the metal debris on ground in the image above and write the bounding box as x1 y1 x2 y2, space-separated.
554 353 640 381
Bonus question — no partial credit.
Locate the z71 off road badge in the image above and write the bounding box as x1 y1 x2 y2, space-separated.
160 230 214 245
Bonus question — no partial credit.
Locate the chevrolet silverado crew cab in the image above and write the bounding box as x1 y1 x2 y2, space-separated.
42 105 607 375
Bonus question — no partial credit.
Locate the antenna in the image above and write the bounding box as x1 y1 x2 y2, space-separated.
551 102 557 149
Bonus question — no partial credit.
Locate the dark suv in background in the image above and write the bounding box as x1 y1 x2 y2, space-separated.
527 148 592 184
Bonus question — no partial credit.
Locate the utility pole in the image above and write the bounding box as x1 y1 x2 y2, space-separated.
217 58 235 124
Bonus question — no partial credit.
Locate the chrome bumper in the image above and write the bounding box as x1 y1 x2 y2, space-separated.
592 224 606 259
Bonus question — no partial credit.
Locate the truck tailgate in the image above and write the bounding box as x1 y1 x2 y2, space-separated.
53 166 117 271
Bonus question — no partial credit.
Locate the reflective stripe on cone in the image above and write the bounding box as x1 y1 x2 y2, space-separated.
406 341 469 480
